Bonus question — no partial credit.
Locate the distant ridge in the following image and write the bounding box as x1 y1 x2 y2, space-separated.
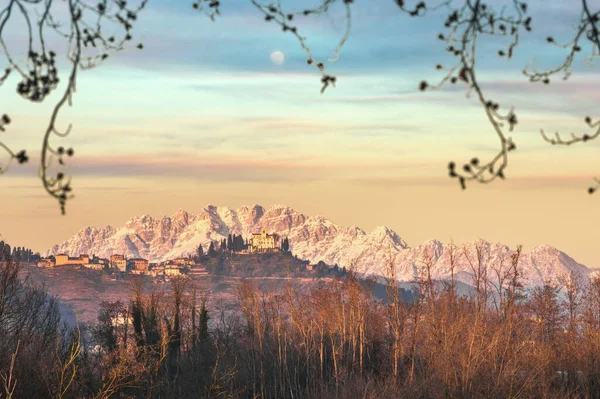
46 204 591 286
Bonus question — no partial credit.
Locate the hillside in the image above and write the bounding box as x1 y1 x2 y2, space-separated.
199 251 347 278
23 259 409 326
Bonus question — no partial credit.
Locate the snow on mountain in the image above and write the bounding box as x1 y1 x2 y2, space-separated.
45 204 592 286
391 239 590 287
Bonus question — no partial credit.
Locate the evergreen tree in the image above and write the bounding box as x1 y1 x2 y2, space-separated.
196 243 203 258
234 235 244 252
4 244 9 260
198 300 210 343
131 294 145 348
220 239 226 251
141 292 161 348
95 301 119 353
227 234 233 252
208 242 217 258
282 237 290 252
167 278 185 364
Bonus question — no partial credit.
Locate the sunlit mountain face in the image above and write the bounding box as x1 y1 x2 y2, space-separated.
46 204 591 286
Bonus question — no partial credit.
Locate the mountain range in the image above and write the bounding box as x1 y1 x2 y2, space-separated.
45 204 592 286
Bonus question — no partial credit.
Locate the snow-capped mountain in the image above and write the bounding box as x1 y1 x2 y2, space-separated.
45 204 591 286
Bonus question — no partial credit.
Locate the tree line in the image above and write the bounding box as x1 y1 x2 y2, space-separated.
4 245 600 397
195 234 291 261
0 240 40 263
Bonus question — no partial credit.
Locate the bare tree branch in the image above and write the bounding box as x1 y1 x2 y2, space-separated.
400 0 530 189
524 0 600 192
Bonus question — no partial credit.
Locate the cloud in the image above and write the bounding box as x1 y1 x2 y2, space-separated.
505 174 599 190
347 176 451 188
185 116 422 135
79 130 178 144
349 173 599 190
0 149 443 184
59 153 333 183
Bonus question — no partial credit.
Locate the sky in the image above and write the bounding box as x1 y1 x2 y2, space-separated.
1 0 599 267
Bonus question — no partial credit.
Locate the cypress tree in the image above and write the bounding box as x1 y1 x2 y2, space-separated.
233 235 244 252
198 300 210 343
208 242 217 258
131 300 144 347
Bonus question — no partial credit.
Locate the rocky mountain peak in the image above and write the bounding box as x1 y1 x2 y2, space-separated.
45 204 591 286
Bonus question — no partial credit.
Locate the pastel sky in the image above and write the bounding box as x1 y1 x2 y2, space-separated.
1 0 599 267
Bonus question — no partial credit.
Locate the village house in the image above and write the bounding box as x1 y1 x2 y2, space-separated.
80 255 107 270
147 265 165 277
164 265 182 276
37 258 55 268
92 255 109 266
84 263 104 271
171 257 194 267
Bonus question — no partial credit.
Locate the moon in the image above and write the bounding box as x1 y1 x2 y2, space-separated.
270 51 285 65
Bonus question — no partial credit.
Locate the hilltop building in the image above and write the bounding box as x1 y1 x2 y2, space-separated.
39 254 108 269
110 254 127 272
172 257 194 267
249 228 279 253
55 253 90 266
129 258 149 271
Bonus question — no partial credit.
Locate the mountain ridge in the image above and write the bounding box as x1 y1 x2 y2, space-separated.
45 204 591 286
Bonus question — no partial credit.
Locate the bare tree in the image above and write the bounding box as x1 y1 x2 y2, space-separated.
11 243 600 397
55 329 82 399
560 270 583 334
0 341 18 399
0 0 148 213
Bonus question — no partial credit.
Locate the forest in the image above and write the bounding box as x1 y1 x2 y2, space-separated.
2 245 600 398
